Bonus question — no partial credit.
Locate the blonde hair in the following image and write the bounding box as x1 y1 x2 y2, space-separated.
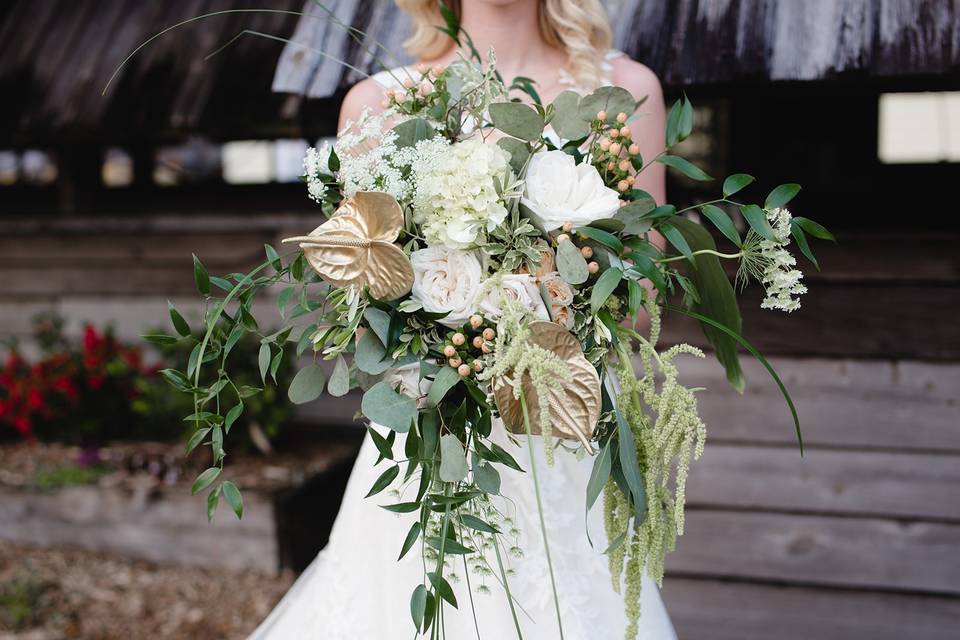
395 0 613 89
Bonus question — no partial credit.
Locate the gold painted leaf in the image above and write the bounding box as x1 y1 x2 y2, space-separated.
493 321 601 451
282 192 414 300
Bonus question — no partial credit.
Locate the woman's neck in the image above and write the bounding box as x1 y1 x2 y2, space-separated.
454 2 554 79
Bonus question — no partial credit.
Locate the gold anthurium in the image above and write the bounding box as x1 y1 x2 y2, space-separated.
282 191 414 300
493 321 601 451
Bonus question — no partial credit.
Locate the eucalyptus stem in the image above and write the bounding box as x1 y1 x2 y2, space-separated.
655 248 743 264
518 390 565 640
461 554 482 640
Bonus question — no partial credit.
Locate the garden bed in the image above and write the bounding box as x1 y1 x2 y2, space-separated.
0 541 294 639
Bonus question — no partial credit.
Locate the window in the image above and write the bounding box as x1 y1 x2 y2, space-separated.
878 92 960 163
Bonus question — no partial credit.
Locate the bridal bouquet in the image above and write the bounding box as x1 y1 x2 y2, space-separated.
150 15 833 640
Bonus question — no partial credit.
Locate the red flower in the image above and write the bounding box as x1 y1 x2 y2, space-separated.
87 374 106 391
27 389 43 410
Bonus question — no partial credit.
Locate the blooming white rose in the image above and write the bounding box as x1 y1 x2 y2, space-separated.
410 247 483 328
521 150 621 231
383 363 433 407
477 274 550 322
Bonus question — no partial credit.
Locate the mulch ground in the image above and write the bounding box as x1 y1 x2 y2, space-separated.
0 541 295 640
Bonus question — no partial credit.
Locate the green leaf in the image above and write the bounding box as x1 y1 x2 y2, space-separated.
679 95 694 140
399 522 422 561
489 442 524 472
427 571 458 608
185 427 210 454
355 330 392 375
575 226 623 255
627 252 666 293
556 238 589 285
160 368 191 392
362 307 391 344
472 459 501 494
365 464 399 498
550 90 590 140
613 400 646 514
614 193 656 235
277 286 295 319
666 304 803 453
367 425 395 461
586 439 612 512
740 204 776 241
426 365 461 407
425 537 474 555
361 381 418 433
222 481 243 519
590 267 623 313
722 173 755 197
669 217 745 391
411 584 428 632
191 467 220 495
392 118 435 148
790 224 819 269
488 102 544 141
439 434 469 483
765 183 801 210
167 301 191 337
206 486 220 521
793 216 835 241
701 204 742 247
381 501 421 513
657 155 713 181
460 514 500 534
627 279 642 319
224 402 243 434
660 222 695 263
264 243 282 271
587 218 626 234
328 355 350 397
258 343 271 383
287 364 326 404
665 99 682 147
192 254 210 295
143 334 179 346
579 86 636 123
497 137 530 175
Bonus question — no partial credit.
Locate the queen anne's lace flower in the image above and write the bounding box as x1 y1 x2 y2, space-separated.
303 143 331 203
411 139 513 249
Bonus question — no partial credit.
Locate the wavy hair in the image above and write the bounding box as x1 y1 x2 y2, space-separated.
395 0 613 89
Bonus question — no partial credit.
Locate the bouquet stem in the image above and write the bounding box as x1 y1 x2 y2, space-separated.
519 390 565 640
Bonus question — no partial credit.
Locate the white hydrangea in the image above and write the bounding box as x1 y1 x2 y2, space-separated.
410 138 513 249
758 208 807 313
303 143 331 203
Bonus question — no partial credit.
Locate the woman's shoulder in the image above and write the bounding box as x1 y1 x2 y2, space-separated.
339 73 396 129
607 52 663 102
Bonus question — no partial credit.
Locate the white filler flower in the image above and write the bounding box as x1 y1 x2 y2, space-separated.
521 150 621 231
410 247 484 328
411 138 512 249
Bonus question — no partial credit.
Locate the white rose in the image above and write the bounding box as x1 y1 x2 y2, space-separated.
521 150 621 231
410 247 483 328
477 274 550 322
383 363 433 407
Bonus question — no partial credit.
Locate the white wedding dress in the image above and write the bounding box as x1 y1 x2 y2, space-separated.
250 54 677 640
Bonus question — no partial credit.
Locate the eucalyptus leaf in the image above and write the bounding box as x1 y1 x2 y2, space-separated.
355 330 392 375
287 364 326 404
362 381 418 432
365 464 400 498
579 86 636 122
399 522 422 561
426 365 461 406
363 307 391 344
392 118 435 148
556 238 589 285
472 459 501 494
439 434 469 483
586 440 612 512
411 584 428 631
328 355 350 397
488 102 544 141
258 343 271 383
191 467 220 495
551 90 590 139
497 137 530 175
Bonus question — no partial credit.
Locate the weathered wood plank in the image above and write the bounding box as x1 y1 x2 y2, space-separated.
675 357 960 451
686 444 960 521
662 577 960 640
668 510 960 594
0 484 276 571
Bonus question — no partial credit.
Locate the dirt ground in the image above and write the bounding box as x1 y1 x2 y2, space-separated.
0 542 295 640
